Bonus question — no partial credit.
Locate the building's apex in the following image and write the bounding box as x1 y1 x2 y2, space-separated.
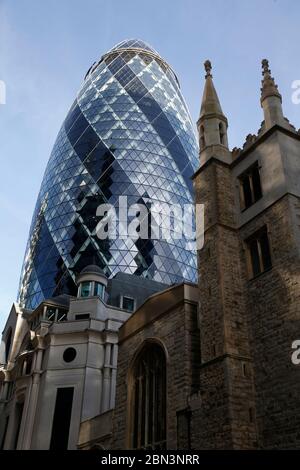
199 60 224 119
108 38 157 55
95 38 180 88
204 59 212 78
261 58 282 103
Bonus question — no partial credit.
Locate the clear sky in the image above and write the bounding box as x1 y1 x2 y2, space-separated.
0 0 299 332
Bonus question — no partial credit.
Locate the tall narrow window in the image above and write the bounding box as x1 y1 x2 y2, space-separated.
13 402 24 449
80 281 92 297
239 162 262 210
0 416 9 450
131 343 166 450
246 227 272 278
94 282 105 299
219 122 225 145
5 328 12 363
200 126 205 149
50 387 74 450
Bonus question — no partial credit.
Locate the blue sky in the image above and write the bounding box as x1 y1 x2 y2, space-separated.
0 0 299 331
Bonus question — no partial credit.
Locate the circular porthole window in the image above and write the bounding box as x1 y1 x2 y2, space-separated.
63 347 77 363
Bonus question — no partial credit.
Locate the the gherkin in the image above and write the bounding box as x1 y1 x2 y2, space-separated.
19 39 198 310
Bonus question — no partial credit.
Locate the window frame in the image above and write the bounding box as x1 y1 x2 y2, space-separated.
120 295 136 312
80 281 92 298
43 306 68 323
128 341 167 450
238 161 263 212
94 281 105 300
245 226 272 279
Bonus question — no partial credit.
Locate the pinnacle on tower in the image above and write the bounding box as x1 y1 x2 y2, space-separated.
261 59 282 103
197 60 229 162
260 59 285 129
199 60 224 119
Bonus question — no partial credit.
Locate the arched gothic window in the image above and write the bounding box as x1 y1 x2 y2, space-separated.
130 342 166 450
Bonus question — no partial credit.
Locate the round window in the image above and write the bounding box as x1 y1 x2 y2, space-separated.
63 347 77 363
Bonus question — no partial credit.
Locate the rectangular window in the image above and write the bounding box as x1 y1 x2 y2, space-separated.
239 162 262 210
94 282 104 299
13 402 24 449
121 296 135 312
46 307 56 322
246 227 272 278
80 281 91 297
50 387 74 450
57 309 67 322
75 313 90 320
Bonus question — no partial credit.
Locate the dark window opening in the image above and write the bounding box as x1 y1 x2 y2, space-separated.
46 307 56 322
5 328 12 363
63 348 77 363
131 343 166 450
25 355 33 375
246 227 272 278
239 162 262 210
13 402 24 450
50 387 74 450
122 296 135 312
219 122 225 145
57 309 67 322
75 313 90 320
200 125 205 149
0 416 9 450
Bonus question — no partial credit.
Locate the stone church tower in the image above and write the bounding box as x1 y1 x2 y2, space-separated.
192 59 300 448
79 60 300 450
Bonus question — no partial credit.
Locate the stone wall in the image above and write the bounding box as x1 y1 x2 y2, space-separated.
112 290 199 450
110 128 300 450
241 194 300 448
192 132 300 449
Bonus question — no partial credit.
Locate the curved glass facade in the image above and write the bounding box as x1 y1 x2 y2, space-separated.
18 39 198 309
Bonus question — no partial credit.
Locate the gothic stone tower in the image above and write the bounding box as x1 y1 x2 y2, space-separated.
192 60 300 449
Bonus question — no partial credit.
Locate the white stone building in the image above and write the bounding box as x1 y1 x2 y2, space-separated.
0 265 165 449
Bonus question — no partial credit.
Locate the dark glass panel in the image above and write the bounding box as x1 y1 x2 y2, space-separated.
122 296 135 311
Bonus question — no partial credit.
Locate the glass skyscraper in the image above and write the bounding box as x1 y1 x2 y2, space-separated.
19 39 199 310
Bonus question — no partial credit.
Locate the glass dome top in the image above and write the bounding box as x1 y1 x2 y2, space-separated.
85 39 179 88
109 39 157 54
